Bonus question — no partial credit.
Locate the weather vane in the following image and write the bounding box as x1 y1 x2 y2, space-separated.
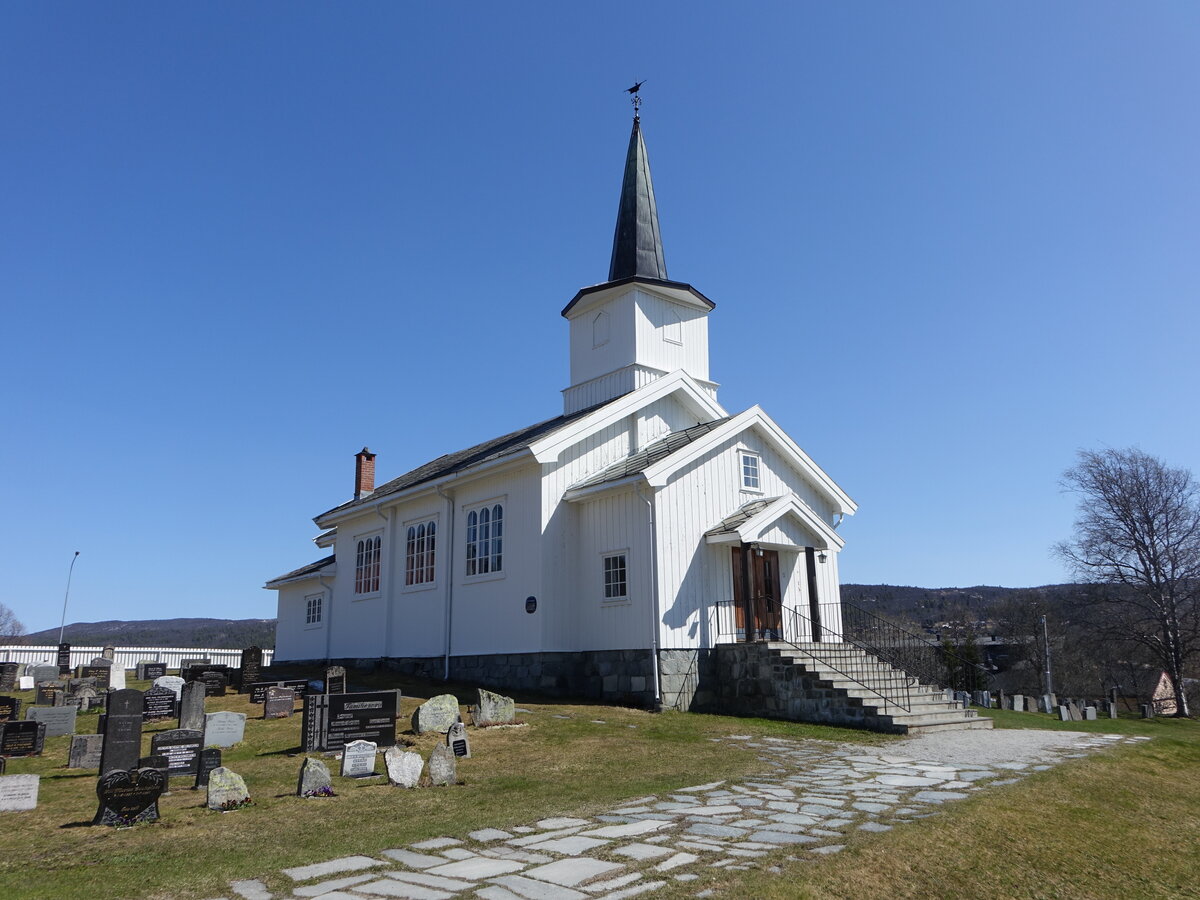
625 80 646 118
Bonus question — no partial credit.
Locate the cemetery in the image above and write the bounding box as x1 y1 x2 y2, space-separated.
0 655 1194 900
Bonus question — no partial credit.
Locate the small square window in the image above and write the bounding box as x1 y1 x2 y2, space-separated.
603 553 628 600
741 453 761 490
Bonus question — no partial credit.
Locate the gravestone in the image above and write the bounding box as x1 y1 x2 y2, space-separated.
178 681 206 731
0 721 46 757
69 734 105 769
1040 694 1054 714
73 685 100 712
180 658 210 669
27 704 77 737
138 662 168 681
206 767 250 811
412 694 459 734
102 646 115 661
0 697 21 723
1141 703 1154 719
99 689 144 775
153 675 185 699
32 664 60 685
196 671 228 697
325 666 347 695
263 687 295 719
138 755 170 789
238 647 263 693
472 688 515 726
80 665 111 689
340 739 378 778
297 757 333 797
428 742 456 786
56 643 71 675
1058 705 1071 722
384 746 424 788
447 721 471 758
203 711 246 749
1067 700 1084 721
96 714 105 734
35 682 64 707
93 767 166 826
0 774 39 811
0 757 5 774
0 663 17 691
1083 706 1098 721
150 729 203 777
18 676 33 691
142 686 177 721
249 680 308 704
302 690 400 752
1108 701 1119 719
194 748 222 789
109 666 127 691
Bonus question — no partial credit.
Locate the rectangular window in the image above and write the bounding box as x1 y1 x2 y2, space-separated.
741 452 761 490
354 534 382 594
466 502 504 576
305 594 323 625
404 519 437 586
603 553 628 600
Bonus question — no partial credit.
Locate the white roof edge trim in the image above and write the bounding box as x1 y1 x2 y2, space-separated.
562 473 644 503
642 405 857 515
530 370 727 464
264 563 336 590
740 495 845 550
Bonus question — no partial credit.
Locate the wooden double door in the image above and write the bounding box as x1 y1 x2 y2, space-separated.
732 545 783 641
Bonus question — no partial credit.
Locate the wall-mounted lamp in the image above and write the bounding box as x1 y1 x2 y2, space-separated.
817 550 828 563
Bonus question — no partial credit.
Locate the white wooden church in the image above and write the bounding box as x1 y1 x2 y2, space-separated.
267 107 862 714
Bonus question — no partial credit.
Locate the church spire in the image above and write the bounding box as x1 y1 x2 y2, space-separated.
608 114 668 282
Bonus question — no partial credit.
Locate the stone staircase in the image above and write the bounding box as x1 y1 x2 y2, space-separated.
711 641 992 734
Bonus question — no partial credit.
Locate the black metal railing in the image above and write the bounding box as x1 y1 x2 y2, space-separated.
835 601 993 694
771 600 914 713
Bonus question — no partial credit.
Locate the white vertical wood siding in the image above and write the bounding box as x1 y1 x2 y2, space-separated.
275 580 329 661
386 498 447 659
562 364 665 414
568 290 636 386
633 291 710 382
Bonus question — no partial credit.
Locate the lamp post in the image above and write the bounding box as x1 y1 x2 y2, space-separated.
58 551 80 646
1041 613 1054 698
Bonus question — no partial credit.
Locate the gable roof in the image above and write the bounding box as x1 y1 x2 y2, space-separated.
705 494 845 551
315 401 608 524
264 555 335 589
568 418 731 492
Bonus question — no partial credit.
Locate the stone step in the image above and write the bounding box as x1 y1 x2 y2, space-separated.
894 716 994 734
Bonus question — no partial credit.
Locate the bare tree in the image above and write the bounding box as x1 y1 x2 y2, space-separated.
0 602 25 642
1055 448 1200 717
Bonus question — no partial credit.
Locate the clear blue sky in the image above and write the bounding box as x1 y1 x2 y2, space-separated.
3 4 1197 634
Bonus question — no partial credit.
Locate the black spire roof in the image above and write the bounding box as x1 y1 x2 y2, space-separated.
608 115 667 281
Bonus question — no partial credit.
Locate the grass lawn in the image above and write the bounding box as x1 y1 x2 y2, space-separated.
0 671 889 900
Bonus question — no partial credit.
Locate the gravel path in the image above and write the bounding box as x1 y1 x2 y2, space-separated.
209 727 1147 900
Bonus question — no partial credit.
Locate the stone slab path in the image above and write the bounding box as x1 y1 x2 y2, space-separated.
209 729 1146 900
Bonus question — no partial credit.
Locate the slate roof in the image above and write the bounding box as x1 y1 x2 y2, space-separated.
317 401 609 521
609 115 667 282
265 555 335 587
569 417 731 491
704 497 781 538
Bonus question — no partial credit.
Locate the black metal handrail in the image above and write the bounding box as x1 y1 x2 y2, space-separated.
835 601 994 695
773 602 913 713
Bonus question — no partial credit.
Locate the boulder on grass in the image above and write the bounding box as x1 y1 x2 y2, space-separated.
472 688 515 726
412 694 459 734
384 746 424 788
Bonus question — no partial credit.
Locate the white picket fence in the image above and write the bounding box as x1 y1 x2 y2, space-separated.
0 645 273 671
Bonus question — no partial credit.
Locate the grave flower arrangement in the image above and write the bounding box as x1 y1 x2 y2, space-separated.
218 796 253 811
302 785 337 798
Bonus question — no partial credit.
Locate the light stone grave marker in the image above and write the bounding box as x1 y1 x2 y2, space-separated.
472 687 515 726
203 711 246 748
412 694 459 734
69 733 104 769
297 757 333 797
0 774 39 811
206 766 250 811
27 703 77 737
384 746 423 788
428 742 456 786
447 721 471 758
341 739 378 778
18 677 33 691
153 675 185 699
178 681 206 731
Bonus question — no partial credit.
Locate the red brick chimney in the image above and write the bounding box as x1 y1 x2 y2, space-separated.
354 447 376 500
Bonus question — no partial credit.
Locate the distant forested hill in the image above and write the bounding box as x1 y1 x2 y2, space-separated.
840 583 1091 627
22 618 276 649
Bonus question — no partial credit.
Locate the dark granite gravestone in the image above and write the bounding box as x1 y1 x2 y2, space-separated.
35 682 64 707
57 643 71 675
264 687 295 719
0 721 46 757
179 658 210 670
0 663 17 692
96 714 106 734
238 647 262 693
27 704 77 737
182 663 228 683
0 757 5 774
301 690 399 753
178 681 206 731
93 767 166 826
194 748 222 789
98 689 144 775
249 680 308 704
0 697 20 723
197 671 228 698
137 755 170 791
139 662 167 681
80 666 111 689
69 734 105 769
101 647 115 661
150 729 203 778
142 686 177 721
447 721 471 758
325 666 347 695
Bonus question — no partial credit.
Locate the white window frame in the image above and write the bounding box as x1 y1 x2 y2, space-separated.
601 550 630 604
304 593 324 627
464 498 506 580
353 531 383 596
740 450 762 492
403 515 439 591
